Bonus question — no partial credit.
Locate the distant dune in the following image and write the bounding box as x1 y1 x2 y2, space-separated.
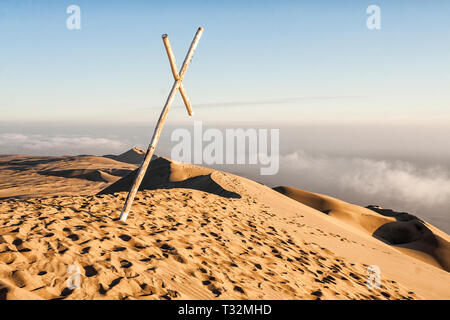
0 151 449 300
0 154 137 199
273 186 450 272
39 168 132 183
104 147 157 165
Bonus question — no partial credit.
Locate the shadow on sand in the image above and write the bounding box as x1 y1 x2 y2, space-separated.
98 157 241 199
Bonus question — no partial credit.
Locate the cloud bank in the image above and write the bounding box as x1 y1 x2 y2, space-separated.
0 133 126 156
273 151 450 232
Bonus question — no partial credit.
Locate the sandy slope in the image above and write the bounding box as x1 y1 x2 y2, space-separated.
0 155 137 199
273 186 450 272
0 155 449 300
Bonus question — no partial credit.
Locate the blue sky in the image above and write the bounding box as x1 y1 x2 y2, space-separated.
0 0 449 124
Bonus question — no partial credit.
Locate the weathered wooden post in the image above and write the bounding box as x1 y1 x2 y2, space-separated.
119 27 204 222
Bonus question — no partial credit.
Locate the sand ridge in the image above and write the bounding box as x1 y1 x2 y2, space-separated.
273 186 450 272
103 148 155 165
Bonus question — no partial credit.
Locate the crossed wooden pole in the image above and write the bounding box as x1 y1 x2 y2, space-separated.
119 27 204 222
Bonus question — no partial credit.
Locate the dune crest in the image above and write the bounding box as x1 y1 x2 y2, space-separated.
99 157 241 199
104 147 156 165
273 186 450 272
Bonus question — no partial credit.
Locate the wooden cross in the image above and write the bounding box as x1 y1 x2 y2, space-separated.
119 27 204 222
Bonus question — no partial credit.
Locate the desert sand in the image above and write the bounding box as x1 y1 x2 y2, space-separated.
0 153 139 199
273 187 450 272
0 151 449 300
103 147 154 165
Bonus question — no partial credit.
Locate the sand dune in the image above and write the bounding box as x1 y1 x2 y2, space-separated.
273 186 450 272
0 155 137 199
39 168 130 183
0 154 449 300
99 157 241 199
368 206 450 272
104 148 156 165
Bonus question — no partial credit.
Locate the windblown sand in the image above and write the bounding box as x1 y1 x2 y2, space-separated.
0 153 449 300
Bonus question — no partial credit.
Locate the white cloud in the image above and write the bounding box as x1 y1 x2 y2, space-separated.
283 151 450 205
0 133 126 155
0 133 29 143
278 150 450 231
